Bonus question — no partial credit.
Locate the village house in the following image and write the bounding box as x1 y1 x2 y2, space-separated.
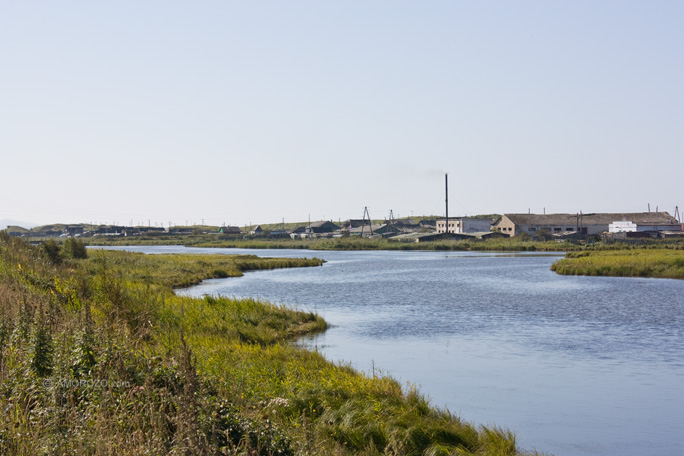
290 221 341 238
387 218 420 233
493 212 680 237
66 225 84 236
306 221 340 234
344 219 368 229
219 226 242 235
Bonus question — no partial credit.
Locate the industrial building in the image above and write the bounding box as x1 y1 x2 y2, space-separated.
493 212 681 237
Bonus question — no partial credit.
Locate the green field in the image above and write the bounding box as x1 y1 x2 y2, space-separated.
0 233 540 455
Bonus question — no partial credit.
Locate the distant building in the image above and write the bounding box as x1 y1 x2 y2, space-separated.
268 229 289 238
348 224 384 237
305 221 340 234
219 226 242 235
344 219 368 229
493 212 679 237
609 221 637 233
436 217 493 234
418 219 436 229
66 225 84 236
249 225 263 235
389 218 420 232
168 227 193 235
96 225 127 235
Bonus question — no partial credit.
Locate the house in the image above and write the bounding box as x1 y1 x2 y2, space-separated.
66 225 84 236
389 218 420 233
219 226 242 235
344 219 369 229
168 227 194 235
96 225 127 235
493 212 679 237
268 229 289 238
305 221 341 234
436 217 493 234
287 221 341 239
289 226 307 235
137 227 167 235
249 225 263 235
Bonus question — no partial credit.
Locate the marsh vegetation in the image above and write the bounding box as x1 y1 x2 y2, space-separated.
551 248 684 279
0 232 538 455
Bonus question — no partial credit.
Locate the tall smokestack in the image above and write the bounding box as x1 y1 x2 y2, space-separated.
445 173 449 234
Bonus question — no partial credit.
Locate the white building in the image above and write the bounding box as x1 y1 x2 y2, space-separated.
609 221 637 233
436 217 493 234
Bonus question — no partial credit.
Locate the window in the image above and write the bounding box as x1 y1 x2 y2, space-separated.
528 227 536 232
554 228 562 232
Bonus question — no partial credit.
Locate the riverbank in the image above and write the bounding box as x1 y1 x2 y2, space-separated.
551 249 684 279
0 234 535 455
89 234 581 251
85 233 684 253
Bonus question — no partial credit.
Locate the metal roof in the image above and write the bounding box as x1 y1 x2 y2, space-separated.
504 212 677 226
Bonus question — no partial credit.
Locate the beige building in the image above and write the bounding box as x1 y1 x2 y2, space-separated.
493 212 680 237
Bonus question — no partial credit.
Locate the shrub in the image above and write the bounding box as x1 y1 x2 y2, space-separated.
62 237 88 259
41 240 62 264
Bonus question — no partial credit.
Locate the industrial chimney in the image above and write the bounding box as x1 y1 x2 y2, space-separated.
445 173 449 235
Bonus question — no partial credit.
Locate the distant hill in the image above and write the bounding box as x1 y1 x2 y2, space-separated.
0 219 37 230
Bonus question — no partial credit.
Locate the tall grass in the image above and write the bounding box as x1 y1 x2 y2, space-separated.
191 236 583 252
551 249 684 279
1 232 536 455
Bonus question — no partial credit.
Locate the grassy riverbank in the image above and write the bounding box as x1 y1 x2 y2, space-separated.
551 249 684 279
85 233 684 252
89 234 584 252
0 233 538 455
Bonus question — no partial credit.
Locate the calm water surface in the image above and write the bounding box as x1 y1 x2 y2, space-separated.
101 246 684 456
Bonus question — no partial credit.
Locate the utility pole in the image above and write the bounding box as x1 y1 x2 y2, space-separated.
360 207 371 238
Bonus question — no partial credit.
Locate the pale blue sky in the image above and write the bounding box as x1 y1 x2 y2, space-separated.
2 1 682 227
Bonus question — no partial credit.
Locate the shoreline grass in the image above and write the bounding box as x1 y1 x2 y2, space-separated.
0 233 539 455
551 249 684 279
84 233 684 253
89 234 584 252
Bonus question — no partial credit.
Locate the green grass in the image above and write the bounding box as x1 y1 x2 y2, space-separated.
551 249 684 279
84 248 325 288
188 236 583 252
0 232 542 455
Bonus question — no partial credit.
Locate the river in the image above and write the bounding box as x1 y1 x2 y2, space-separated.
99 246 684 456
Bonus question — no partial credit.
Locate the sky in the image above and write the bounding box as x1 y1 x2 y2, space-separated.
1 1 683 227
